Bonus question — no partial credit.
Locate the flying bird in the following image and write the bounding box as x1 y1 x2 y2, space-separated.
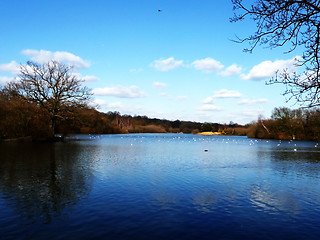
158 9 162 12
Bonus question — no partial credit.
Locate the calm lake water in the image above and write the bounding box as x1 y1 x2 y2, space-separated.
1 133 320 239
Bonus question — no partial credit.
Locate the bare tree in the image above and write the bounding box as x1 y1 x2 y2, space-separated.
6 60 92 136
231 0 320 107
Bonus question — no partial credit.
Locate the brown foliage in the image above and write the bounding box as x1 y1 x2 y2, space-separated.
247 107 320 141
7 61 92 137
226 127 248 136
131 125 166 133
0 95 51 140
57 108 125 134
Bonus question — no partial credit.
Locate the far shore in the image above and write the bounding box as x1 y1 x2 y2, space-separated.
196 132 222 136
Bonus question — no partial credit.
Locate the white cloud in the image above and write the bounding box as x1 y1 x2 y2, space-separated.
153 81 167 89
71 72 99 82
150 57 183 71
82 75 99 82
21 49 90 69
237 98 268 105
199 104 223 111
0 76 14 85
242 56 300 81
93 99 108 106
203 96 215 104
240 108 264 118
226 108 265 124
92 85 146 98
159 92 187 101
108 102 126 109
0 61 20 74
100 101 146 116
212 89 242 98
101 102 168 120
192 57 224 73
203 89 242 104
220 64 242 76
90 98 108 109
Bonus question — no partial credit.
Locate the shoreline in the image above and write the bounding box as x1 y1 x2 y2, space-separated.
196 132 222 136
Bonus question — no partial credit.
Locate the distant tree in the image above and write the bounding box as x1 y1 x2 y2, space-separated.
231 0 320 107
105 111 121 121
5 60 92 137
171 120 181 129
270 107 304 139
201 123 213 132
303 108 320 140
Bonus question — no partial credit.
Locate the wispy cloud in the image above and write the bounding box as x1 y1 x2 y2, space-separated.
192 57 224 73
153 81 167 89
203 96 215 104
237 98 268 105
238 108 264 119
199 104 224 111
220 64 242 76
21 49 91 69
150 57 183 71
98 101 148 116
107 102 127 109
82 75 99 82
93 99 108 106
242 56 301 81
93 85 146 98
159 92 187 101
0 76 15 85
203 89 242 104
0 61 20 74
225 108 265 125
71 72 99 82
159 92 174 100
213 89 243 99
212 89 242 98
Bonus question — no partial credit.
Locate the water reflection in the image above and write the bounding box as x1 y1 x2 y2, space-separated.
250 142 320 220
1 135 320 239
192 191 217 213
256 144 320 178
0 142 93 224
249 184 300 215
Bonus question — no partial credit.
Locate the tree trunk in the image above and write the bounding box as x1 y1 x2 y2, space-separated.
49 117 56 138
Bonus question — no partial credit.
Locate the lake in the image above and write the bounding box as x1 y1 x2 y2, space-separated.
1 133 320 239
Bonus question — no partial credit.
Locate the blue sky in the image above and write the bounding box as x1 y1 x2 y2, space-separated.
0 0 301 124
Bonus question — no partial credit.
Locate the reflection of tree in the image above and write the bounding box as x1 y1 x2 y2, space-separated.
256 145 320 177
0 142 93 223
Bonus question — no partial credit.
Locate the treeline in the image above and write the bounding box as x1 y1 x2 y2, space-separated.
3 86 320 141
0 88 121 140
109 115 245 135
3 61 319 142
248 107 320 141
0 88 245 141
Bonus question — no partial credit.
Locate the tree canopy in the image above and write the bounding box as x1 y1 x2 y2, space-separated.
5 60 92 136
231 0 320 107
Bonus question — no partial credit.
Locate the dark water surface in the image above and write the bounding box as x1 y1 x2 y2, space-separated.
1 134 320 239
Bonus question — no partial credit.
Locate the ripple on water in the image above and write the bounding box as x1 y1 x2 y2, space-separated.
1 134 320 239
